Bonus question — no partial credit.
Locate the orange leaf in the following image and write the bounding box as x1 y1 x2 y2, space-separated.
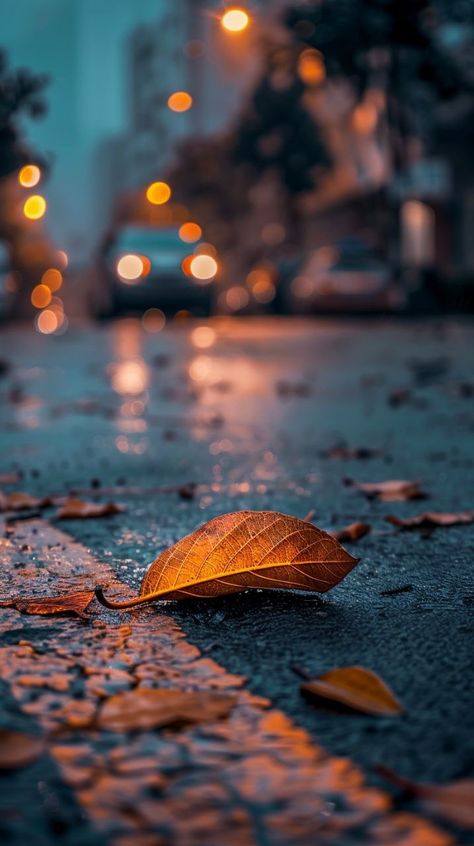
332 522 371 542
0 589 95 618
386 511 474 530
55 497 126 520
0 731 44 769
95 510 359 609
96 688 237 732
345 479 427 502
301 666 403 716
377 766 474 829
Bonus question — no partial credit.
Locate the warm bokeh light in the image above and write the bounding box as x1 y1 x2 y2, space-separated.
142 308 166 333
111 359 149 395
56 250 68 269
352 102 378 134
225 285 249 311
23 195 47 220
140 255 152 277
221 8 250 32
36 309 58 334
31 284 52 309
252 278 276 304
146 181 172 205
191 326 216 349
194 241 217 257
18 164 41 188
190 254 218 281
41 268 63 292
117 254 144 282
181 255 194 277
298 49 326 85
179 222 202 243
167 91 193 112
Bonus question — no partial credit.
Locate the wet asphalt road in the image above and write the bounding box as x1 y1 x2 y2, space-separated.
1 316 473 787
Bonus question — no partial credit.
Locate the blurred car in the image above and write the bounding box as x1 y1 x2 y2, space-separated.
94 225 216 317
0 240 17 320
278 238 405 313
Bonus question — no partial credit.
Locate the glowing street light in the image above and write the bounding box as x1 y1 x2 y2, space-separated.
221 8 250 33
19 164 41 187
146 181 172 205
167 91 193 112
23 195 47 220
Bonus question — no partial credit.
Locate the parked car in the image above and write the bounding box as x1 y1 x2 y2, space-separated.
0 240 17 320
94 225 216 317
277 238 405 313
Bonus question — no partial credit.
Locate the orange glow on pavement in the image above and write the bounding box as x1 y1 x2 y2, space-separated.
167 91 193 112
23 195 47 220
179 222 202 243
19 164 41 188
221 8 250 32
146 181 171 205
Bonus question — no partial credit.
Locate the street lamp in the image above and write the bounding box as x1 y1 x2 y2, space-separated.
18 164 41 188
221 8 250 33
23 195 47 220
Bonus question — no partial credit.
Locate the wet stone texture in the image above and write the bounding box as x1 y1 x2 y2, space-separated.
0 317 473 844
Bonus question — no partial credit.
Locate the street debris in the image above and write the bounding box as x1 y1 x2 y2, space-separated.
0 490 52 511
386 511 474 530
331 522 371 542
301 666 403 716
344 478 427 501
0 731 45 770
376 765 474 829
95 510 359 609
55 497 126 519
0 589 95 618
96 688 237 732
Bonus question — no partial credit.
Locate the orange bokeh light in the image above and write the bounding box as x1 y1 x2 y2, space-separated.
298 49 325 85
56 250 68 269
221 8 250 32
146 181 171 205
41 268 63 292
190 254 218 281
23 195 47 220
36 309 58 334
168 91 193 112
31 284 52 309
19 164 41 188
179 222 202 243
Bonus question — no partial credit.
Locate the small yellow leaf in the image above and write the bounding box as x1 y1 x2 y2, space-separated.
301 666 403 716
96 510 359 609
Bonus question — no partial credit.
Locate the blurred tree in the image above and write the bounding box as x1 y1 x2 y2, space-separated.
233 43 331 241
0 50 48 180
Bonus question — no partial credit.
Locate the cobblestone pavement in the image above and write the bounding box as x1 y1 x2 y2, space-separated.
0 317 473 845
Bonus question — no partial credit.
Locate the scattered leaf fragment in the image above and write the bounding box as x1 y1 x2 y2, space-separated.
321 445 381 460
0 491 52 512
376 765 474 829
55 497 126 520
95 510 359 609
332 522 371 542
0 589 95 618
386 511 474 530
96 688 237 732
344 478 427 502
380 584 413 597
0 730 44 769
301 666 403 716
